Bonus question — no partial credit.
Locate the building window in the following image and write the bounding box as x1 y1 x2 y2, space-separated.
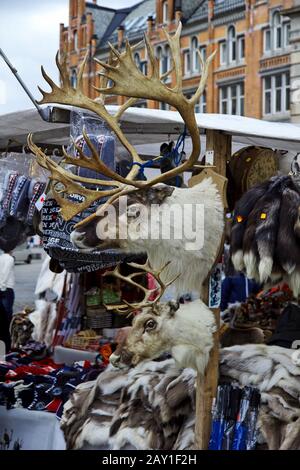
263 11 290 53
157 47 164 76
70 69 77 88
220 41 227 65
164 45 171 76
199 46 207 63
263 28 271 52
284 22 291 47
263 72 290 115
228 26 236 63
183 50 191 76
159 101 170 110
195 91 207 113
237 35 245 60
273 12 283 49
162 1 168 24
191 37 199 73
134 52 141 70
220 28 243 66
219 82 244 115
141 61 148 76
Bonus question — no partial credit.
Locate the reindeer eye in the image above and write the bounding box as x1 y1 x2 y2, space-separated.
145 319 157 331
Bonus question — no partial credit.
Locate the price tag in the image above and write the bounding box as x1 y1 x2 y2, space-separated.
205 150 214 165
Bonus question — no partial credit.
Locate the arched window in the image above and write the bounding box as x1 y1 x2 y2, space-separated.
134 52 141 70
228 26 236 63
70 69 77 88
164 45 171 75
273 11 283 49
157 46 163 76
191 37 199 73
73 30 78 51
162 1 169 24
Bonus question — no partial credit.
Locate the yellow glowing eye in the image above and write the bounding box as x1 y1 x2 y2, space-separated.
260 213 267 219
236 215 243 223
246 157 252 162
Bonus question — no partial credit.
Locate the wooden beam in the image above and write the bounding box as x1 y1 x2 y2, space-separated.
193 129 231 449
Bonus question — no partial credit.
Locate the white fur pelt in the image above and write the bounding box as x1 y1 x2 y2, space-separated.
61 344 300 450
140 179 224 295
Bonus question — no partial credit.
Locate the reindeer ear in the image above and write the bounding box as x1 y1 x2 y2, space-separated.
167 300 180 317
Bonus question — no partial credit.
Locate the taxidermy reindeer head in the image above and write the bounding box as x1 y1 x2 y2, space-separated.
28 23 223 294
108 260 216 375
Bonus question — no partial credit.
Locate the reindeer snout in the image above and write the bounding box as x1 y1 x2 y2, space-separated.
109 353 121 368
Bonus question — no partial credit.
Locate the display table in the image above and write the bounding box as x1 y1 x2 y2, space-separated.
0 406 66 450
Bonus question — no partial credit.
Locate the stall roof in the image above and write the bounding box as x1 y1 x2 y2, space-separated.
0 106 300 154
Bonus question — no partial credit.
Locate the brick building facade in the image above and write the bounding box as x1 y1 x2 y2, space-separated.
60 0 295 121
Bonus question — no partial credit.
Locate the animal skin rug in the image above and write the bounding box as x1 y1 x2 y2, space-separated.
61 345 300 450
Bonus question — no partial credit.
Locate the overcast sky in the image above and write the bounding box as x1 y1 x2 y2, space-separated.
0 0 140 115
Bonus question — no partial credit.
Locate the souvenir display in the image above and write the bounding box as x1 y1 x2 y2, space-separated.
0 154 46 251
3 6 300 455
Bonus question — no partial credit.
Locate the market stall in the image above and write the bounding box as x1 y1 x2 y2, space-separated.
1 21 300 451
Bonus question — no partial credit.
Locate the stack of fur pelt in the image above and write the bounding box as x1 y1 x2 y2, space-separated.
221 344 300 450
61 345 300 450
230 175 300 296
61 359 196 450
222 284 293 332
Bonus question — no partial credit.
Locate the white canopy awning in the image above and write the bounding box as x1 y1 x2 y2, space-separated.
0 106 300 155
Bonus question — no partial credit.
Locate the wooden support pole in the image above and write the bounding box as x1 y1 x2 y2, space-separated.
193 129 232 449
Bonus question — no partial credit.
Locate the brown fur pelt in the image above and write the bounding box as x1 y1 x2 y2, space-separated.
221 284 293 335
10 310 34 349
230 174 300 295
220 326 267 347
61 344 300 450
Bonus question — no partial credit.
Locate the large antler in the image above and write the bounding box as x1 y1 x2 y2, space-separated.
29 22 214 221
104 259 180 315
